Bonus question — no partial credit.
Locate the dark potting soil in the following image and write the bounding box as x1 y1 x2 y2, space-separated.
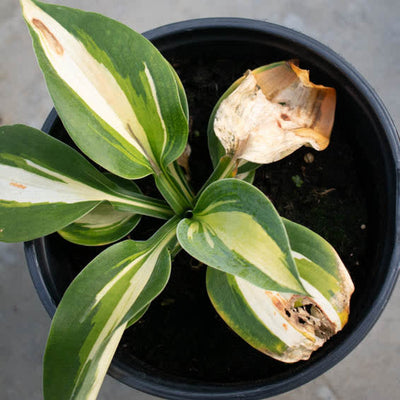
114 54 369 383
49 51 369 384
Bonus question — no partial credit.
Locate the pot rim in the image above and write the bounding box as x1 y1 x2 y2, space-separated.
24 17 400 400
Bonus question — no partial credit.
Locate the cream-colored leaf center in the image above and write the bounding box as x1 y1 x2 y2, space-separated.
200 211 302 292
0 160 156 211
22 0 154 163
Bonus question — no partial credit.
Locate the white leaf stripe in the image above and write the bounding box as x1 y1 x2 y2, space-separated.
300 278 342 330
0 159 165 214
234 258 342 349
77 324 125 400
1 161 110 204
292 250 342 327
75 253 154 394
144 63 168 156
291 251 312 262
195 199 237 217
199 211 303 292
22 0 155 163
58 203 141 246
82 252 148 321
166 163 194 201
235 276 307 347
71 213 134 230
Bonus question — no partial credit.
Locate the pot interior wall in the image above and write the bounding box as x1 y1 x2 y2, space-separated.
29 22 398 397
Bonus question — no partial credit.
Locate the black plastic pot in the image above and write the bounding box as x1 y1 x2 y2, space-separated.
25 18 400 400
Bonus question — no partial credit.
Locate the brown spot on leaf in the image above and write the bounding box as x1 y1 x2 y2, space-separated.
276 119 282 128
32 19 64 55
177 143 192 178
10 182 26 189
280 113 291 121
268 294 288 314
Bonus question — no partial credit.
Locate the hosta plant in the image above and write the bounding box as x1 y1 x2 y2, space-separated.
1 1 354 398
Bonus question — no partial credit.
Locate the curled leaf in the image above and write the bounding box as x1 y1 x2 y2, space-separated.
213 61 336 164
207 218 354 363
58 202 140 246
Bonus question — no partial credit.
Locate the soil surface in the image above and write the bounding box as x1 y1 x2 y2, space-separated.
109 53 369 383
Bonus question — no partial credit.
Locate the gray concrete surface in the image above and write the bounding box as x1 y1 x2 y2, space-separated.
1 0 399 399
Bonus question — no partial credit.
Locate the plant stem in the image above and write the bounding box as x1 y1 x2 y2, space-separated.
197 155 238 199
149 214 181 249
154 165 194 215
167 162 195 201
107 191 174 219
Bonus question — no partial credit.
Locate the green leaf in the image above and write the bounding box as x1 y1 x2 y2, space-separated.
126 304 149 329
169 64 189 121
206 218 354 363
58 173 142 246
207 270 289 359
0 125 172 242
237 168 256 184
44 216 179 400
154 165 194 215
21 0 188 178
58 202 140 246
177 179 306 293
196 155 254 199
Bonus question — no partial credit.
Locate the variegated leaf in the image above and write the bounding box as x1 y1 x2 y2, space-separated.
58 202 140 246
0 125 172 242
126 304 149 329
21 0 188 178
169 64 189 121
58 173 142 246
207 218 354 363
44 217 179 400
283 218 354 328
236 168 255 184
177 179 306 294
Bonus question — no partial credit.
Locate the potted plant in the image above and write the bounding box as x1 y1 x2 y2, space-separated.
2 1 399 399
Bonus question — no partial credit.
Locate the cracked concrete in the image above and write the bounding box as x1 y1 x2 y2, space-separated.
1 0 399 399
